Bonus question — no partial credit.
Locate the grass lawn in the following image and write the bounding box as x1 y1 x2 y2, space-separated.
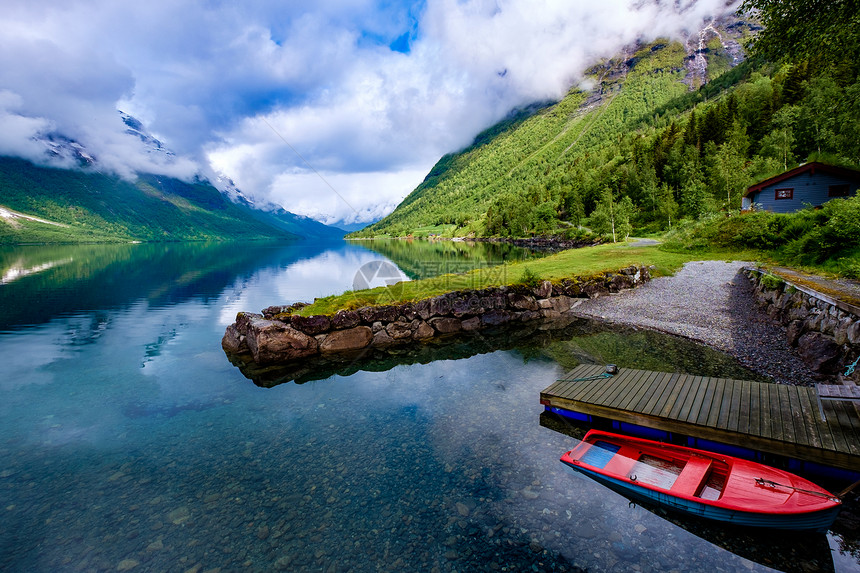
295 242 765 316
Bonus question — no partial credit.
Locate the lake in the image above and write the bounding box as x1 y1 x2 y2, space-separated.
0 240 856 572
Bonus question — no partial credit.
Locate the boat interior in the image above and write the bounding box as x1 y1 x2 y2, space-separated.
581 440 728 500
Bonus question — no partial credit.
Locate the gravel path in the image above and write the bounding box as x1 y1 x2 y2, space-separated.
572 260 818 385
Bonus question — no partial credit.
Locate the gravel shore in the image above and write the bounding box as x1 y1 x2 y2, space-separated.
572 260 818 385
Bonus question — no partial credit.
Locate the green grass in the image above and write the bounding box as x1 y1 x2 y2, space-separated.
293 242 763 316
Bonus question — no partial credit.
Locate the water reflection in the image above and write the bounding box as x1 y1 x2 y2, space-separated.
355 238 543 280
0 241 857 572
230 316 767 387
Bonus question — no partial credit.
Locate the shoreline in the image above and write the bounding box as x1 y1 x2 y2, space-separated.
571 260 822 386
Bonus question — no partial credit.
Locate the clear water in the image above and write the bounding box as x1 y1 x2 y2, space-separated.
0 241 856 572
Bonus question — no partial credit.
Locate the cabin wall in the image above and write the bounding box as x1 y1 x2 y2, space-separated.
746 172 859 213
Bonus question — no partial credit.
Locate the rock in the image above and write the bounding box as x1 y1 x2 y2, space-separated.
429 295 453 316
399 304 417 321
849 321 860 345
520 487 539 500
461 317 482 331
538 299 553 309
117 559 139 571
507 293 539 311
413 321 435 340
481 310 513 327
429 317 462 334
386 321 413 340
372 329 394 346
319 326 373 352
167 506 190 525
786 320 805 347
289 314 331 335
609 273 634 292
455 502 470 517
221 324 247 354
246 318 318 364
330 310 360 330
519 310 541 321
533 280 553 299
797 332 842 374
256 525 270 540
550 296 574 312
414 299 431 320
581 281 608 299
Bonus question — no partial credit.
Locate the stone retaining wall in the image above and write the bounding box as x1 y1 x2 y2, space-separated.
745 268 860 380
223 265 651 365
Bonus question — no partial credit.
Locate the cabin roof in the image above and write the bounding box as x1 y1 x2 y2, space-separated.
743 162 860 197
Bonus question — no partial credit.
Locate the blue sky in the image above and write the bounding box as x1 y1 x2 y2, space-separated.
0 0 737 226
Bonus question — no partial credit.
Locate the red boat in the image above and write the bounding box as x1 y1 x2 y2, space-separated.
560 430 842 532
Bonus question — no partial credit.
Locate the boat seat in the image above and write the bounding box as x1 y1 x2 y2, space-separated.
670 454 713 496
601 446 639 477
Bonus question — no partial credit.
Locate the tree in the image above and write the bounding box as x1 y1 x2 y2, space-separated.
591 189 634 243
740 0 860 68
655 183 679 229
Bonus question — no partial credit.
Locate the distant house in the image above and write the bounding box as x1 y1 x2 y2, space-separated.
742 162 860 213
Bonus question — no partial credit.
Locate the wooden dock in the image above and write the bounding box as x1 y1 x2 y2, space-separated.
540 364 860 472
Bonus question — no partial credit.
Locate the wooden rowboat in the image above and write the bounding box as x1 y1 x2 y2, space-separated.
560 430 842 532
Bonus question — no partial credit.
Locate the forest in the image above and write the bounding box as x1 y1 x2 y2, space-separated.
351 1 860 276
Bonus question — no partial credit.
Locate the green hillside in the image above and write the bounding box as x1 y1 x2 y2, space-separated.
0 157 343 244
352 15 860 240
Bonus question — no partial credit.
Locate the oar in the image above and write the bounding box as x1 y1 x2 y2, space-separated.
837 478 860 499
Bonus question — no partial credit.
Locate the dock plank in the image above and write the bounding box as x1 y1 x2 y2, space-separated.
747 381 761 438
541 366 860 473
706 378 727 428
684 377 712 425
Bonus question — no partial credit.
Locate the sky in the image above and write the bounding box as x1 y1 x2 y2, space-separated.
0 0 738 227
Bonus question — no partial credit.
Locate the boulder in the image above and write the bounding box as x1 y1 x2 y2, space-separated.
481 310 513 327
319 326 373 353
533 280 552 299
246 318 318 364
786 320 805 347
414 299 431 320
289 314 331 335
461 317 482 331
386 321 413 340
797 332 842 374
399 304 418 321
372 329 394 346
849 321 860 345
608 273 634 293
581 281 608 299
429 317 462 334
331 310 360 330
507 293 539 311
413 321 435 339
221 324 247 354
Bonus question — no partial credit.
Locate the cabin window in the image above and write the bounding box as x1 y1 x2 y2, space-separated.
774 188 794 200
829 184 850 197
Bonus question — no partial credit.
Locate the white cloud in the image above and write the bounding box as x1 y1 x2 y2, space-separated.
0 0 739 225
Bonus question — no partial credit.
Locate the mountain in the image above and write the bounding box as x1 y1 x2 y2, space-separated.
0 112 345 244
350 17 759 239
0 156 345 244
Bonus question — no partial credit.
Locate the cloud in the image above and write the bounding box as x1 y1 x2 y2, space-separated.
0 0 738 225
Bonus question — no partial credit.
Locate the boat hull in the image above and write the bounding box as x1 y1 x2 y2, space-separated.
562 461 842 532
560 430 842 532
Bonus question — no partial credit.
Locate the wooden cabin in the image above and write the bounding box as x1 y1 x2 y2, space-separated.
742 162 860 213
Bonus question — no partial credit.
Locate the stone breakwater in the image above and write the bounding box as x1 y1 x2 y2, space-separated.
222 265 651 365
745 267 860 381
